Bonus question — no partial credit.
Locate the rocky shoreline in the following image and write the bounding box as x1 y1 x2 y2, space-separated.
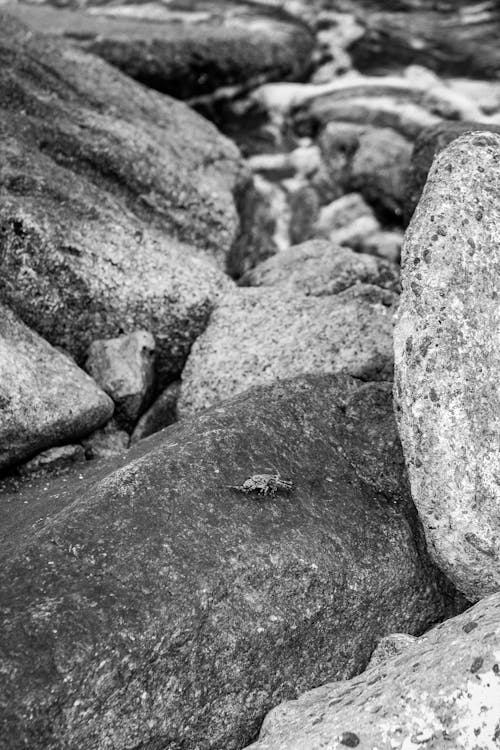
0 2 499 748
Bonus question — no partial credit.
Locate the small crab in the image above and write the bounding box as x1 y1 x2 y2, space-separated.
227 472 293 497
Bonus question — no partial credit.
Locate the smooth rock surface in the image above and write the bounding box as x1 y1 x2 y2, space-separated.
0 12 239 381
178 284 397 417
240 240 400 296
246 591 500 750
85 330 156 432
0 304 114 471
0 374 463 750
394 132 500 601
404 120 500 224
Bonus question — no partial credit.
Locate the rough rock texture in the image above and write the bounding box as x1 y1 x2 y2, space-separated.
404 120 500 224
0 374 464 750
0 304 114 471
85 330 156 432
366 632 417 668
240 240 400 296
5 2 315 101
178 284 397 417
394 132 500 601
130 380 181 444
246 591 500 750
318 123 412 220
0 12 240 381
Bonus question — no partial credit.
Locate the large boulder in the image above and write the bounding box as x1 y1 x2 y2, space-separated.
0 374 463 750
245 590 500 750
178 284 397 417
0 12 241 381
404 120 500 223
5 2 315 101
0 304 113 471
394 132 500 601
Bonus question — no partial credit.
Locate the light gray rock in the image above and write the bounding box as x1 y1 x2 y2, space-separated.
366 632 417 668
394 132 500 601
357 229 403 263
0 304 114 471
240 240 400 296
178 284 397 418
245 591 500 750
130 381 181 443
315 192 376 238
85 330 156 431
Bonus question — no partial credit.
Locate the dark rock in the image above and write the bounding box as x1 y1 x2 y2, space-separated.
178 284 398 417
85 330 156 432
130 381 181 444
240 239 400 296
404 120 500 224
288 184 320 245
0 304 113 472
0 12 240 382
0 374 463 750
395 132 500 601
6 2 315 101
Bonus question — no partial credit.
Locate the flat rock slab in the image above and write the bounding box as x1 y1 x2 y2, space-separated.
240 239 400 296
178 284 397 418
245 590 500 750
6 2 315 100
0 304 113 471
394 132 500 601
0 12 239 381
0 374 462 750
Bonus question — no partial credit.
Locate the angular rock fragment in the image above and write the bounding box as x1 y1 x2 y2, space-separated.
394 132 500 601
0 374 462 750
0 304 113 471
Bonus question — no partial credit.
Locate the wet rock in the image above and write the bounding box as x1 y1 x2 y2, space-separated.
0 374 463 750
0 12 240 382
130 381 181 444
404 120 500 224
6 2 315 102
178 284 397 417
85 330 156 432
240 240 400 296
0 304 113 472
244 591 500 750
19 445 86 476
394 132 500 601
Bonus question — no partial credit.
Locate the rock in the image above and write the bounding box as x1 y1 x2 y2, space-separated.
85 331 156 432
0 12 241 383
447 78 500 116
394 132 500 601
19 445 86 475
6 2 315 102
82 419 130 461
404 120 500 224
357 229 403 264
315 193 376 238
0 304 113 471
130 381 181 444
329 216 382 251
318 123 412 219
366 632 417 668
0 374 464 750
240 240 400 296
178 284 397 418
288 184 320 245
245 590 500 750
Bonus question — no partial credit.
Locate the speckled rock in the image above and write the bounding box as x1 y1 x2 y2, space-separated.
366 632 417 668
85 330 156 432
0 304 114 471
0 374 464 750
130 380 181 444
0 12 240 382
404 120 500 224
178 284 397 417
245 591 500 750
240 240 400 296
394 132 500 601
5 2 315 101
